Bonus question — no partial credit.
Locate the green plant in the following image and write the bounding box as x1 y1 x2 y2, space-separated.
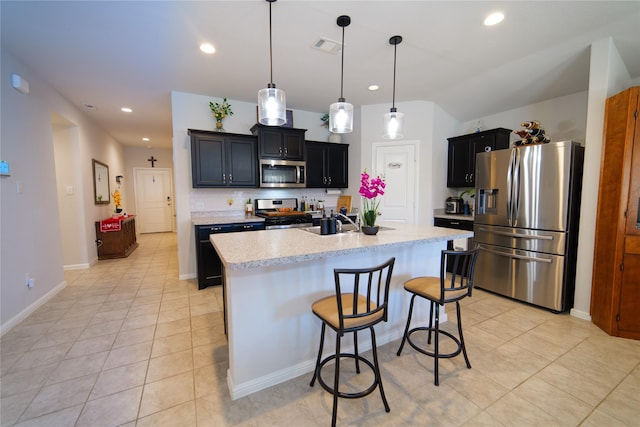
459 189 475 199
209 98 234 122
320 113 329 127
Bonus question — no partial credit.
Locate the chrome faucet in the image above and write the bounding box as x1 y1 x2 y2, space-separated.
335 213 360 233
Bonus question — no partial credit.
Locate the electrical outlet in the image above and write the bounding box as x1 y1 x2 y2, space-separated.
25 273 34 288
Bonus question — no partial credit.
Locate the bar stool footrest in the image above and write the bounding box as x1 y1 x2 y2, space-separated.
406 327 463 359
317 353 379 399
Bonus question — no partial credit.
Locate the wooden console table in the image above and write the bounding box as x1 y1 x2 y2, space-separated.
95 216 138 259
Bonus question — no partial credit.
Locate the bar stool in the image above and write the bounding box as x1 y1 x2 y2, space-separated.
396 247 479 385
310 258 395 427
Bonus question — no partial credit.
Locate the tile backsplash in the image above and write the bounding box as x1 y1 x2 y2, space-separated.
190 188 347 213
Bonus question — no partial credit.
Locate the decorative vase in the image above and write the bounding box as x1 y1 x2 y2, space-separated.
328 132 341 143
215 120 224 131
361 225 379 235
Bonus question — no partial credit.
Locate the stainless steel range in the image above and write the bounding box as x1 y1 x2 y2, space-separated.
255 198 313 229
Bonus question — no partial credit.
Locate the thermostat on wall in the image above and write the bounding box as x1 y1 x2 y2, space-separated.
0 160 10 176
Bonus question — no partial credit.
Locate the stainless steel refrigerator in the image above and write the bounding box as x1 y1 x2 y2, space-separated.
473 140 584 312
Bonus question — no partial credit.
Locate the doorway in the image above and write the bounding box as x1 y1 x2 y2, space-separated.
133 168 175 233
372 141 419 224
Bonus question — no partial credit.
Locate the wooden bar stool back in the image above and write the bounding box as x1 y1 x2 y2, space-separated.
396 247 479 385
310 257 395 427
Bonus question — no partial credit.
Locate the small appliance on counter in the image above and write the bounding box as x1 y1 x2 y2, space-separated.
445 197 463 214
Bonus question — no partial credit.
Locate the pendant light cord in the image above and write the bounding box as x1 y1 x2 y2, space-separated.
268 0 274 86
392 42 397 109
340 24 345 99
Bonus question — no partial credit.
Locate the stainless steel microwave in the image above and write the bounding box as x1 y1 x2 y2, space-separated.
259 159 306 188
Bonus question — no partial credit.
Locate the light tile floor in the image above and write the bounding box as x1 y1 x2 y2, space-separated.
1 232 639 426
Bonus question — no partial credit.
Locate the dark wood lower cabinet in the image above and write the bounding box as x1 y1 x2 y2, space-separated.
95 217 138 260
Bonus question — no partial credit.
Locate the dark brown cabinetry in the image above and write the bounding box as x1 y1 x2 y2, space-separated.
434 216 474 273
189 129 258 188
591 86 640 339
95 216 138 260
447 128 511 188
305 141 349 188
195 222 265 289
251 124 305 160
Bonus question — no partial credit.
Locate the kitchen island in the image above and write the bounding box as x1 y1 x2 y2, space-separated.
210 223 473 399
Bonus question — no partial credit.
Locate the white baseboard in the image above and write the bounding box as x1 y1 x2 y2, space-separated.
570 308 591 321
64 263 90 270
1 280 68 336
179 273 197 280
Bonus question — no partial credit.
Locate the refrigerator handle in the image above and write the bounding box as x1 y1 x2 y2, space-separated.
479 245 553 264
506 149 515 226
513 148 521 227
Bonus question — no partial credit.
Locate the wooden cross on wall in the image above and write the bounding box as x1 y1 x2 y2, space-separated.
147 156 157 167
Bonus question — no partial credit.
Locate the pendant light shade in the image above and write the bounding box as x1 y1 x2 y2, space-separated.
383 35 403 139
258 0 286 126
329 15 353 134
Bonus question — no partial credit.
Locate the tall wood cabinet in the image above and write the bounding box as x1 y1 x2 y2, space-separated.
591 86 640 339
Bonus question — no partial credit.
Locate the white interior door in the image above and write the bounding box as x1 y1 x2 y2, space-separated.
134 168 174 233
373 142 418 224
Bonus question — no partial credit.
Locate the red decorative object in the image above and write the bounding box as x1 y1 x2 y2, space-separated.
100 215 126 232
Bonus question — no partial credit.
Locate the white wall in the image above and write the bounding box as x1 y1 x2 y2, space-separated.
53 121 87 268
573 37 633 319
170 91 354 279
361 100 446 225
1 48 126 332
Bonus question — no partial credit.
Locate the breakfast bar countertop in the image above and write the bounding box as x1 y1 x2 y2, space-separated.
191 213 265 226
210 223 473 271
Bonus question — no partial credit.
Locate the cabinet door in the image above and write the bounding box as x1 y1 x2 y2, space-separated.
192 134 225 187
305 142 326 187
282 129 305 160
447 138 472 187
258 128 284 158
326 144 348 188
197 239 223 288
227 136 257 187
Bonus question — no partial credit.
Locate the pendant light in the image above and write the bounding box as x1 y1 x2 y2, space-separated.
258 0 286 126
383 35 404 139
329 15 353 134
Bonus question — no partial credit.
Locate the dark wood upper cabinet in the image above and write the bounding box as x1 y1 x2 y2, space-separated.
189 129 258 188
305 141 348 188
251 124 306 160
447 128 511 188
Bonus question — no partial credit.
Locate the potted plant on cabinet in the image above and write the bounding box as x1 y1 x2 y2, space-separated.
209 98 234 131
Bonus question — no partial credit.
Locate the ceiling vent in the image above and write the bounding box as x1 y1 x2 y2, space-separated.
312 37 342 54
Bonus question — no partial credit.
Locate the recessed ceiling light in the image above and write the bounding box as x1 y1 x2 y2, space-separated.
121 107 133 113
200 43 215 54
142 137 150 141
484 12 504 26
368 85 380 91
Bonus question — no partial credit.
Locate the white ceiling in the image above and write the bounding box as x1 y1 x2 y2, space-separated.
2 1 639 149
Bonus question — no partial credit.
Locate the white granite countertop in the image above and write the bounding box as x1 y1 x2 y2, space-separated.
210 223 473 271
192 214 265 226
433 208 474 222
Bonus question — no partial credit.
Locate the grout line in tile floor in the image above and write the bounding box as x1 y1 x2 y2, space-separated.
1 232 639 426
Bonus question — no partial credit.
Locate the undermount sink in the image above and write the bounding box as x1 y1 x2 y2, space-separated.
300 225 394 235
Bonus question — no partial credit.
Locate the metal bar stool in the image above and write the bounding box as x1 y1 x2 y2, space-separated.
396 247 479 385
310 257 395 427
